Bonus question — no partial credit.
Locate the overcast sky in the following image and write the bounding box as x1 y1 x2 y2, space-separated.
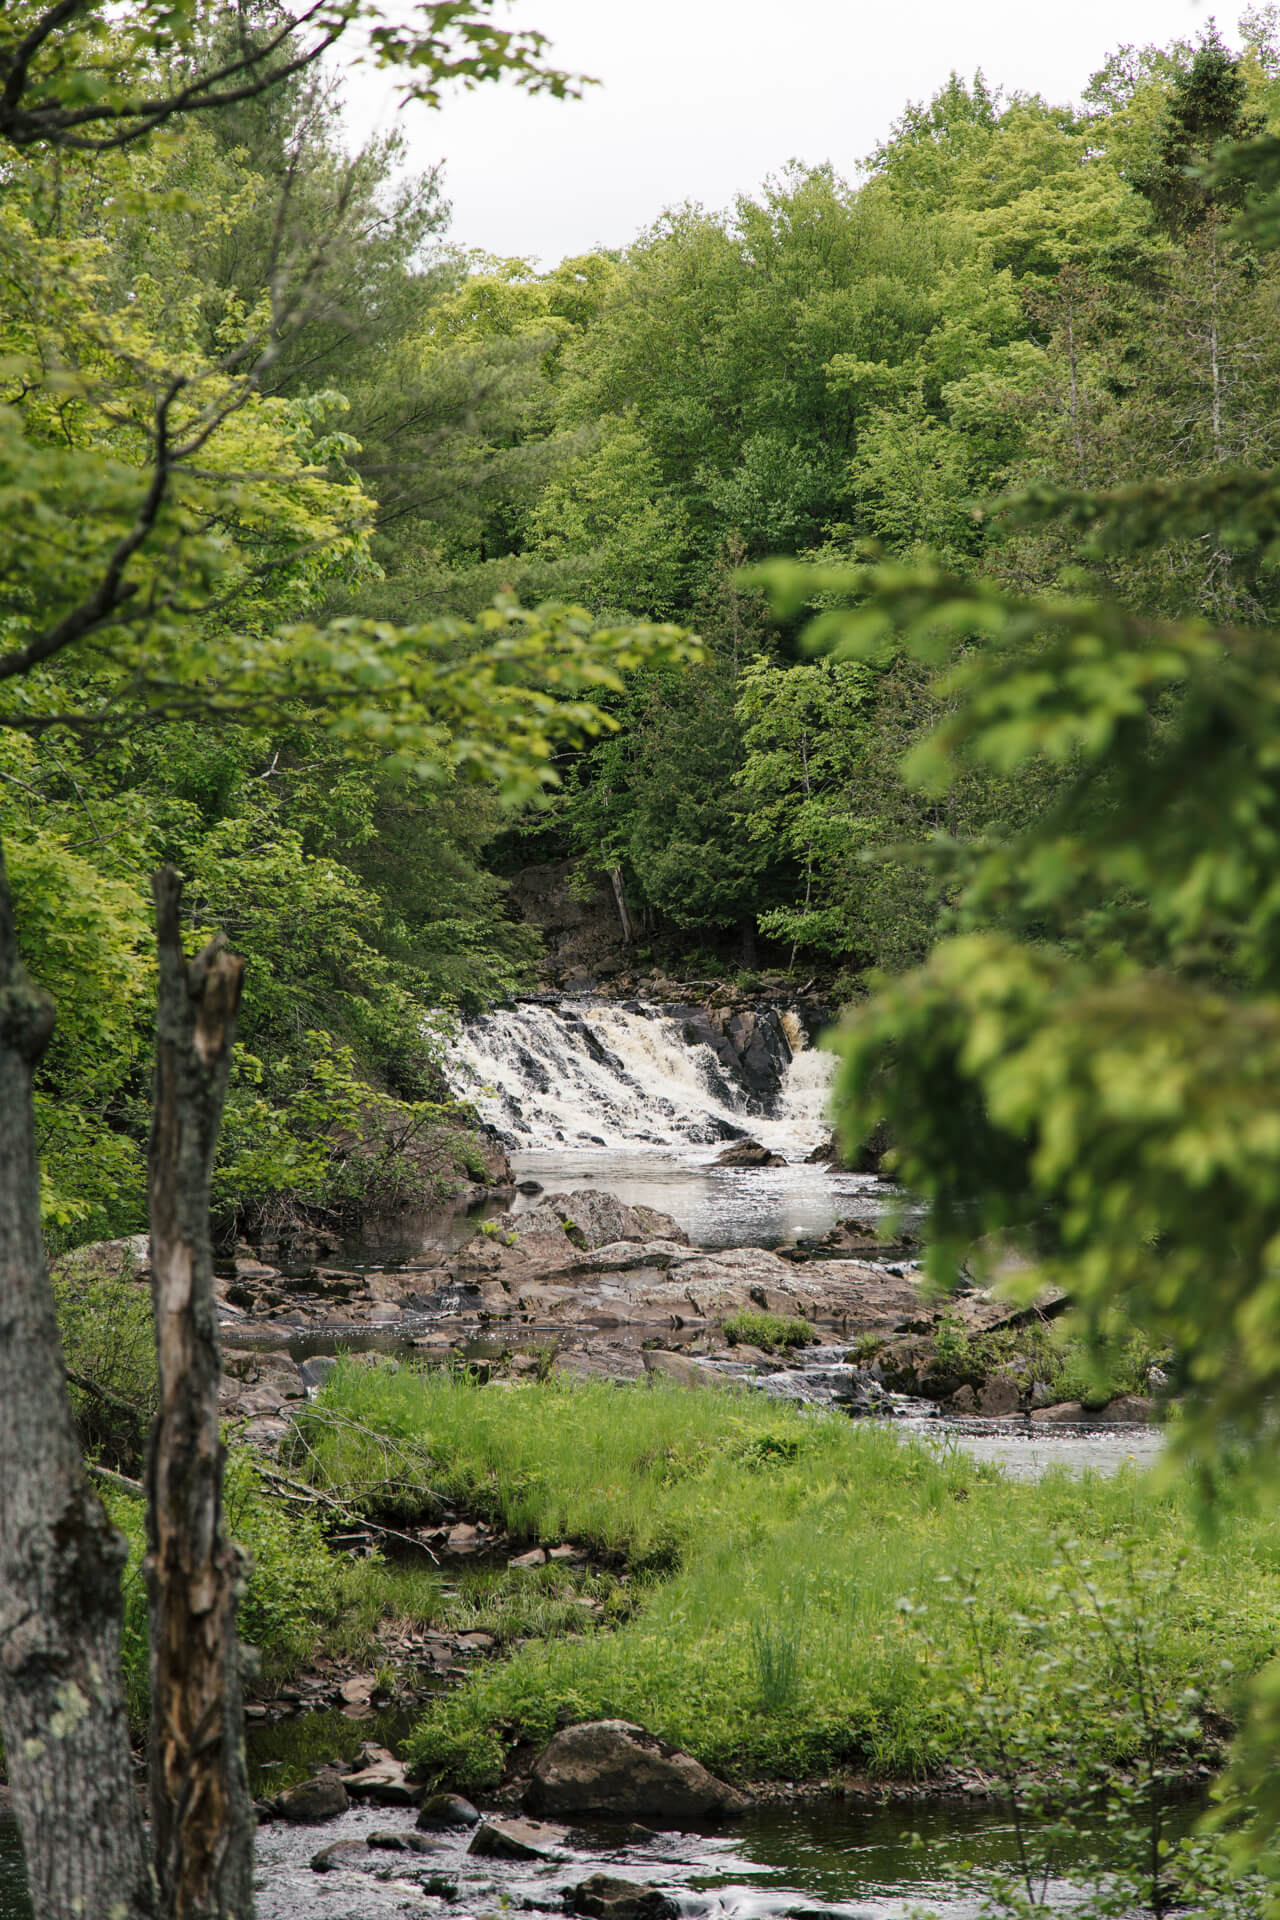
341 0 1224 266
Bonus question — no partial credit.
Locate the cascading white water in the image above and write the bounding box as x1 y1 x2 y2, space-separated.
448 1000 834 1160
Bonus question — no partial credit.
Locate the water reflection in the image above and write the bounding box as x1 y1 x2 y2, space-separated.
510 1151 925 1250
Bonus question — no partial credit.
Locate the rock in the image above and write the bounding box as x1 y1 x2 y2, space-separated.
564 1822 657 1850
416 1792 481 1831
850 1119 892 1175
948 1383 978 1414
50 1233 151 1282
468 1816 568 1860
1097 1393 1154 1422
977 1374 1021 1416
368 1829 447 1853
568 1874 679 1919
339 1673 377 1710
509 1546 547 1568
310 1838 370 1872
343 1752 419 1806
714 1140 787 1168
234 1254 281 1279
524 1720 750 1824
1031 1394 1153 1425
420 1876 460 1901
641 1350 725 1391
278 1771 350 1823
512 1190 685 1250
445 1523 485 1553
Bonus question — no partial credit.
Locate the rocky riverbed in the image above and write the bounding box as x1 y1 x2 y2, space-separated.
195 1190 1156 1447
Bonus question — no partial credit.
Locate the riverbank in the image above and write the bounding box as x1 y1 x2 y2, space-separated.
281 1365 1275 1800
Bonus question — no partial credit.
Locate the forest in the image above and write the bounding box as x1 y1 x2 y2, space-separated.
13 5 1280 1250
10 2 1280 1916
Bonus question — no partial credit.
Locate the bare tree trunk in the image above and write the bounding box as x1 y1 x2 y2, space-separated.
0 838 155 1920
146 867 254 1920
608 867 635 945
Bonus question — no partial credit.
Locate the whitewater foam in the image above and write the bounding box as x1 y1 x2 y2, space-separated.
447 1000 834 1160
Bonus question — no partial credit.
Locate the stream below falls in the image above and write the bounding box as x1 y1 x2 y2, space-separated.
0 1793 1195 1920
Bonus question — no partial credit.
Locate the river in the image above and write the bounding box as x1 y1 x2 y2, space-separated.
0 997 1167 1917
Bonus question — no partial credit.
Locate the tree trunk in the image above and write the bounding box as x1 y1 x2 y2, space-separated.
0 837 156 1920
608 867 635 945
146 867 254 1920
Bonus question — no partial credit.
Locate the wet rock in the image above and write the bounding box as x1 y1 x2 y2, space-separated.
525 1719 750 1824
568 1873 679 1919
564 1822 658 1850
368 1829 447 1853
310 1838 370 1872
714 1140 787 1168
278 1770 350 1823
234 1254 281 1280
509 1546 548 1567
339 1673 377 1713
416 1791 481 1831
468 1815 568 1860
421 1875 461 1900
343 1749 420 1805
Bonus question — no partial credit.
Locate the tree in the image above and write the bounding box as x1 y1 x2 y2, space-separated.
754 104 1280 1871
0 10 692 1918
0 0 580 153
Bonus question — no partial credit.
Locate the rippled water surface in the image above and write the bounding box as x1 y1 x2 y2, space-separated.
510 1150 924 1250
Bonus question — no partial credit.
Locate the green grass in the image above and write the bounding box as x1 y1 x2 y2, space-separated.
722 1309 815 1352
294 1365 1280 1794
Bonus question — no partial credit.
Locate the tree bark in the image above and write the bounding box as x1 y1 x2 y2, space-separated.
146 867 254 1920
0 836 156 1920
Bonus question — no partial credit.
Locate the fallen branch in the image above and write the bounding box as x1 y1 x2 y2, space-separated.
87 1463 145 1500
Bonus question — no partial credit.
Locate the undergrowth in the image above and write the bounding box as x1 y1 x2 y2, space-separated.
291 1365 1280 1792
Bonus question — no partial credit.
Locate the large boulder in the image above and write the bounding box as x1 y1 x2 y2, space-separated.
515 1190 686 1249
278 1771 349 1823
524 1720 749 1825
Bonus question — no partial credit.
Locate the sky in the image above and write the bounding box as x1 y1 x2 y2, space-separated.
339 0 1227 266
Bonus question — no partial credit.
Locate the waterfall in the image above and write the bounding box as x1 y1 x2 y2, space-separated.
447 999 834 1159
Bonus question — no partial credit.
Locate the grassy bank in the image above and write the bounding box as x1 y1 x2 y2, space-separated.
292 1366 1280 1792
